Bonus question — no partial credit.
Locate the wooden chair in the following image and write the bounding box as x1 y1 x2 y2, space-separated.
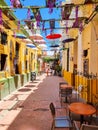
49 102 73 130
60 87 72 105
74 121 98 130
69 112 92 125
81 124 98 130
59 82 68 96
90 102 98 126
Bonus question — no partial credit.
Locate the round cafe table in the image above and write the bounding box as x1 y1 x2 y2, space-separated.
68 102 96 124
60 84 72 89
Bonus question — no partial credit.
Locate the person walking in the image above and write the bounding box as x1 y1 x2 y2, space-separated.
46 68 49 76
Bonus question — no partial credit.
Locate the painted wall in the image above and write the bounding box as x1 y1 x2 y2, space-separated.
0 24 41 100
90 21 98 74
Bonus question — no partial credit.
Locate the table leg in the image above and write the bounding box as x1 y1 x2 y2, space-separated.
80 115 84 124
64 96 68 103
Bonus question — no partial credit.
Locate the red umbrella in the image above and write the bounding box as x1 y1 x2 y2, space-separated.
46 33 61 39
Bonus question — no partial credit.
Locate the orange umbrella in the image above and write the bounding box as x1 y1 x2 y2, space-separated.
30 34 43 40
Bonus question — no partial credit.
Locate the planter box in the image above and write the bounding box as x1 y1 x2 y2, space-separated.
0 78 9 100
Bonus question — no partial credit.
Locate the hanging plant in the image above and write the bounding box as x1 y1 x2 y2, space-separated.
50 20 55 34
44 29 47 36
31 22 35 33
79 21 83 33
10 0 17 8
66 20 68 34
27 8 30 20
13 31 16 37
60 1 64 20
16 0 20 8
50 28 53 34
36 13 41 27
48 0 54 14
61 7 64 20
17 20 20 30
31 22 34 28
10 0 22 8
76 6 79 19
42 21 45 31
0 9 2 25
10 0 14 8
50 20 55 29
73 6 79 27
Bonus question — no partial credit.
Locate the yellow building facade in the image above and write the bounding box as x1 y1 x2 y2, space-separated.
62 4 98 104
0 2 41 100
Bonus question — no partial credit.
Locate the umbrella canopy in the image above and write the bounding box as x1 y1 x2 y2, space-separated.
50 44 59 48
34 39 46 44
22 38 33 43
13 33 27 39
46 34 62 39
30 34 43 40
26 44 36 48
60 47 68 51
38 44 47 49
62 38 75 43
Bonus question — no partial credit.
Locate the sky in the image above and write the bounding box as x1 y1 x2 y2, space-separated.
4 0 69 55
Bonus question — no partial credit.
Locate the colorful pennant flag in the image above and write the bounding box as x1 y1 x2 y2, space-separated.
0 9 2 25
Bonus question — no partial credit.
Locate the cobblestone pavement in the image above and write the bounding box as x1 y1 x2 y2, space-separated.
0 74 68 130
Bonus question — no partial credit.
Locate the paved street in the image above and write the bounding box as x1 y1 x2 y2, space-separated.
0 74 67 130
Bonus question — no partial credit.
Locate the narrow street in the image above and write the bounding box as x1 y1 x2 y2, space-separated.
0 74 67 130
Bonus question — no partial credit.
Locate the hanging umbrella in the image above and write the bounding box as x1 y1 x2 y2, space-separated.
50 44 59 48
60 47 68 51
30 34 43 40
50 47 59 51
22 38 33 43
26 44 36 48
62 38 75 43
34 39 46 44
46 33 62 39
38 44 47 49
13 33 27 39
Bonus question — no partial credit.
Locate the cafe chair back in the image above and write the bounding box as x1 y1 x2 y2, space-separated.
69 112 92 124
59 82 68 96
73 121 98 130
80 124 98 130
60 88 72 105
90 102 98 126
49 102 73 130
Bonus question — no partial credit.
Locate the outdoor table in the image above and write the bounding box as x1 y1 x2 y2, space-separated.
60 84 72 89
60 84 72 103
68 102 96 124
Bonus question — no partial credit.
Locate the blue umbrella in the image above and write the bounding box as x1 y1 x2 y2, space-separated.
13 33 27 39
62 38 75 43
50 44 59 48
26 44 36 48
